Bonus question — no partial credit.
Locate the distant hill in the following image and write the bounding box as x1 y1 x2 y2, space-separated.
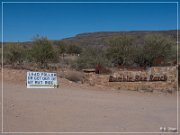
2 30 179 48
62 30 179 48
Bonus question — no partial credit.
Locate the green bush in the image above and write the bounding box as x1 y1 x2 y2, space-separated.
31 36 58 68
77 47 110 69
106 35 134 66
4 43 25 65
54 41 67 58
132 45 146 67
67 44 82 54
142 34 175 66
106 34 176 67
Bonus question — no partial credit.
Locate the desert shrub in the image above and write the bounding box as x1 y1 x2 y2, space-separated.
168 44 177 63
106 35 134 66
132 45 146 67
4 43 26 65
54 41 67 59
76 47 110 69
132 34 176 67
142 34 175 66
31 36 58 68
67 44 82 54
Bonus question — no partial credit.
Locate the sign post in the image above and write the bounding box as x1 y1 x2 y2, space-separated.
27 71 58 88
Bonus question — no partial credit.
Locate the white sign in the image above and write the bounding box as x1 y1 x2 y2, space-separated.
27 71 58 88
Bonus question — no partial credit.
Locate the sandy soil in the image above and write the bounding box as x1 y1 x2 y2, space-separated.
0 68 179 134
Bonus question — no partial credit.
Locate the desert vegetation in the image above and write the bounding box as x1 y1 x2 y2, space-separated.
1 31 177 72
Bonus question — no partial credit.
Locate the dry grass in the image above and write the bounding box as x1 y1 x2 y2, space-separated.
59 69 84 83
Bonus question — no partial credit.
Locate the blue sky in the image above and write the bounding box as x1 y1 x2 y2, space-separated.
1 1 178 42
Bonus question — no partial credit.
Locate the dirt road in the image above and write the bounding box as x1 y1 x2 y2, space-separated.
2 82 178 133
0 69 178 134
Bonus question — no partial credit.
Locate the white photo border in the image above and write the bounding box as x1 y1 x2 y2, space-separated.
1 1 179 134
